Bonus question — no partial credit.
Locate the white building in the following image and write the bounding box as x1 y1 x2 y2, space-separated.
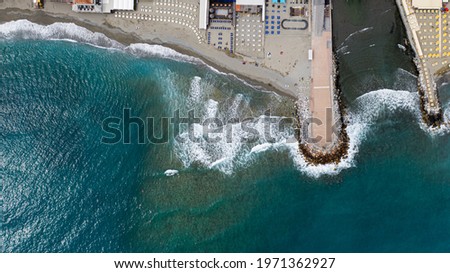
72 0 135 13
102 0 135 13
199 0 210 29
199 0 265 29
236 0 265 21
411 0 442 9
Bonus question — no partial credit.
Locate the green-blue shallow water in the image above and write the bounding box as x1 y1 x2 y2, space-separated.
1 1 450 252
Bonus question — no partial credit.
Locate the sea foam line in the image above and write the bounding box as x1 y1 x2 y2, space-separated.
0 20 211 68
337 26 374 50
0 19 270 94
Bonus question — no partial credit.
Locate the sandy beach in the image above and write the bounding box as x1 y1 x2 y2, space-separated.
0 0 303 99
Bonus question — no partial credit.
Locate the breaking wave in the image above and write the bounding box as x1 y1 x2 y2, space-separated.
173 85 449 178
0 20 217 67
289 89 427 178
0 20 124 48
2 20 448 178
0 19 269 91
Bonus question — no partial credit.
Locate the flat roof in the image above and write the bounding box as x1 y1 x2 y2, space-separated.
235 0 265 21
236 0 264 5
75 0 93 3
412 0 442 9
102 0 134 12
199 0 209 29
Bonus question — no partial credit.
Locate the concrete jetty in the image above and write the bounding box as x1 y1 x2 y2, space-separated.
396 0 449 126
309 0 334 150
295 0 349 165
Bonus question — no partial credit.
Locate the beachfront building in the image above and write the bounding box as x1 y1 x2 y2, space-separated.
411 0 443 9
236 0 265 21
205 0 235 52
102 0 134 13
199 0 210 29
72 0 135 13
201 0 266 54
200 0 266 29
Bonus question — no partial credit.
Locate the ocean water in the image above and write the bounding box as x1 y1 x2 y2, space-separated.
1 1 450 253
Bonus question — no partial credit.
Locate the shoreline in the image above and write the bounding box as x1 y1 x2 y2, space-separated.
0 3 351 166
0 6 298 100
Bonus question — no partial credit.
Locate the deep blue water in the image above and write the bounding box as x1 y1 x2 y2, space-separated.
1 1 450 252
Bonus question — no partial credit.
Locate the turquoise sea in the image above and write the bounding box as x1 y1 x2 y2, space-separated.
1 0 450 252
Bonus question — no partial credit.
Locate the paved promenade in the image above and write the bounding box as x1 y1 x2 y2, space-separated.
308 0 335 151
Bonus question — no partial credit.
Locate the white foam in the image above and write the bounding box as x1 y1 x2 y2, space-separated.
350 88 449 154
337 27 374 49
287 89 428 178
250 143 272 154
4 20 446 178
352 89 419 123
226 93 246 120
173 84 394 178
205 99 219 119
347 27 373 41
397 44 406 51
286 122 363 179
187 76 203 108
0 20 200 66
0 20 201 63
49 38 78 43
336 45 349 54
126 43 200 63
0 20 272 95
164 169 179 176
396 67 417 79
419 103 450 136
173 112 293 175
0 20 124 49
209 157 232 169
444 105 450 123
